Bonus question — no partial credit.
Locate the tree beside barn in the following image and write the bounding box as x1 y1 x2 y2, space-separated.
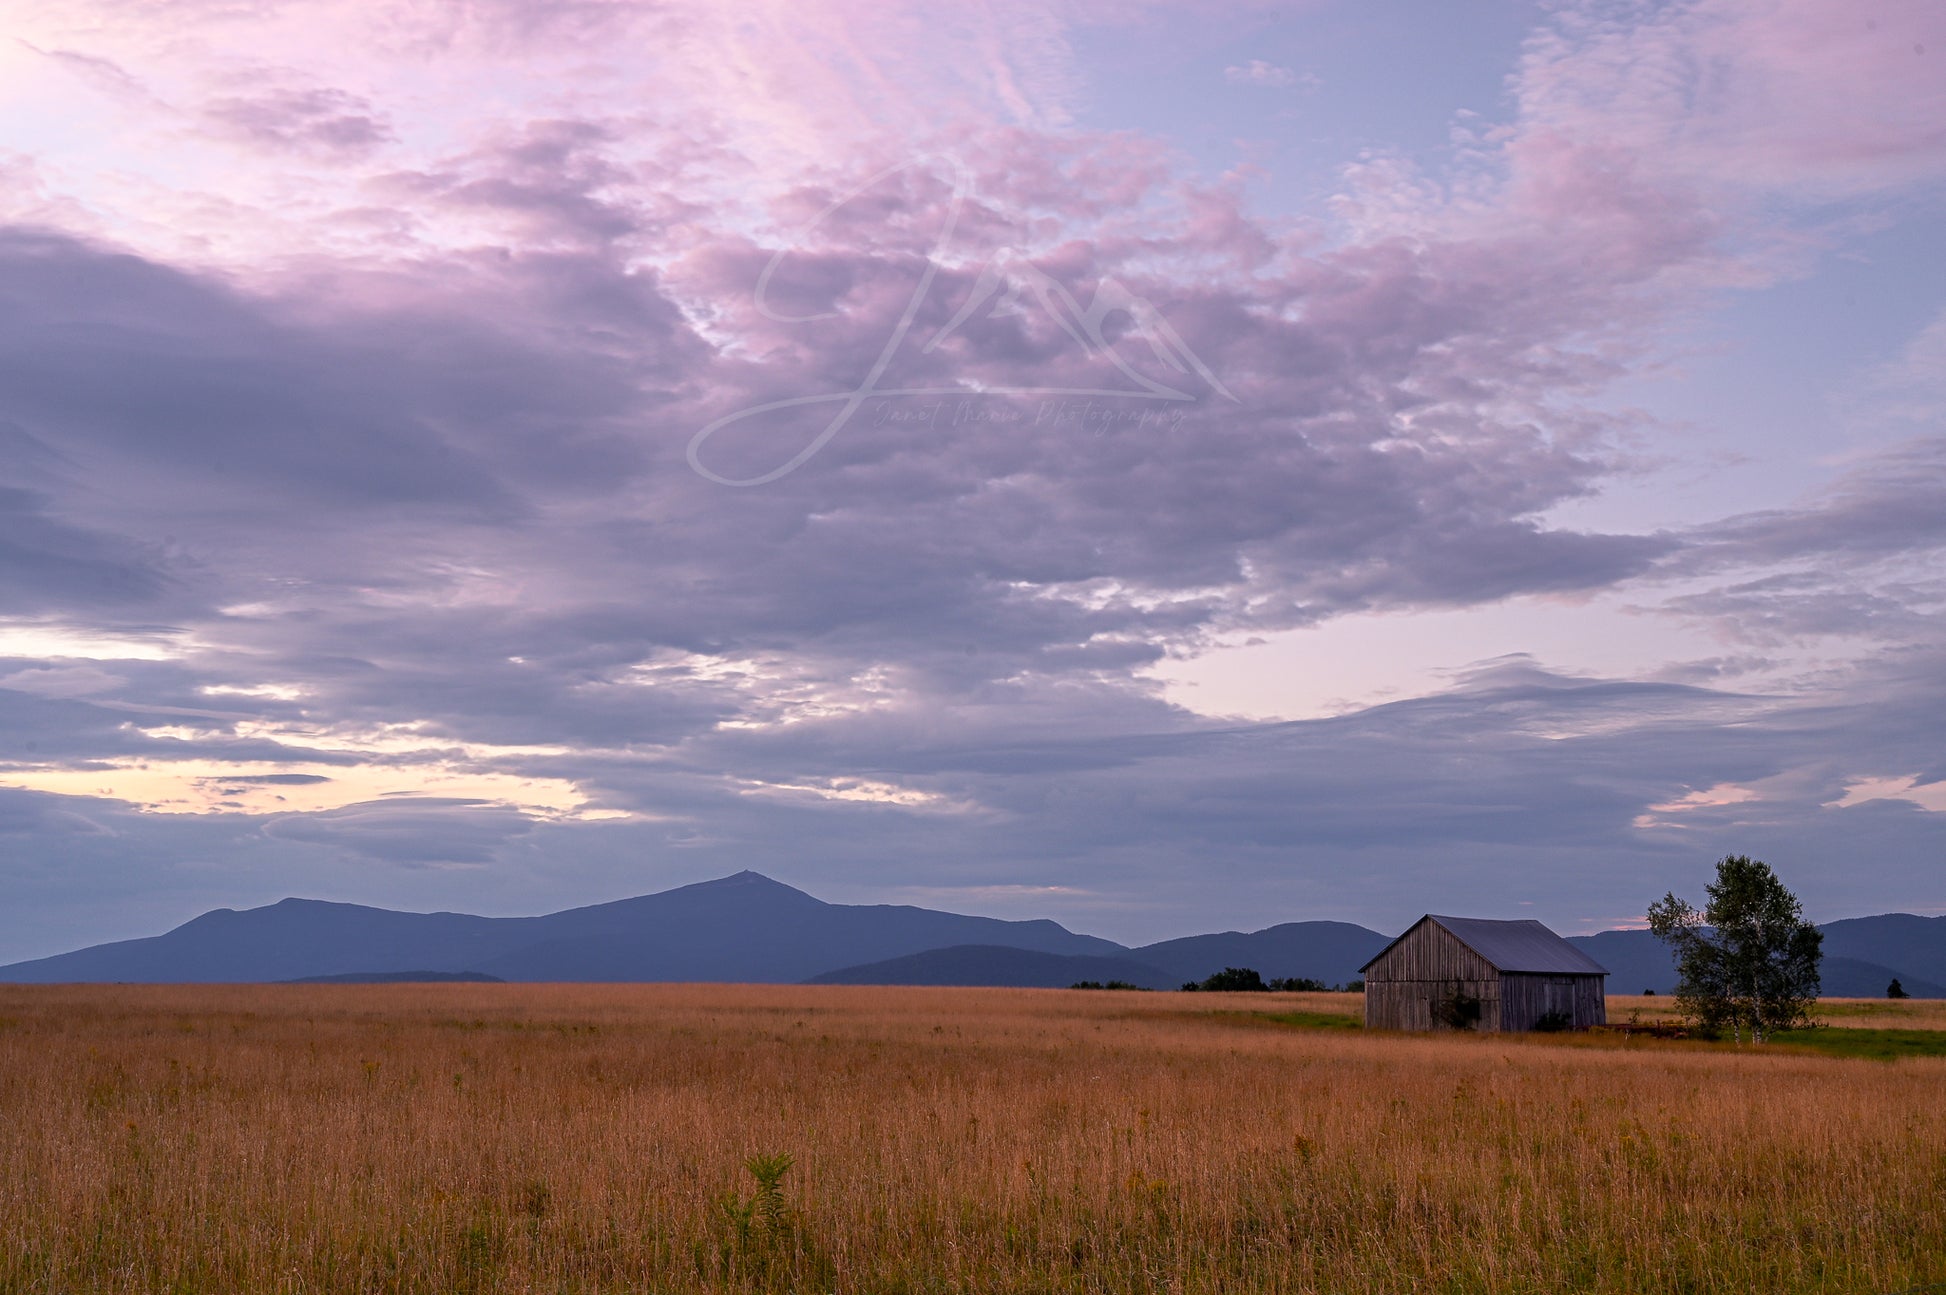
1647 855 1821 1043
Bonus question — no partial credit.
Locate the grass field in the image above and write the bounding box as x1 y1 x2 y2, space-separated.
2 985 1944 1295
1605 993 1946 1031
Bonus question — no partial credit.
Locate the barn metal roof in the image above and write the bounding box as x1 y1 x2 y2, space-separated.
1360 915 1609 975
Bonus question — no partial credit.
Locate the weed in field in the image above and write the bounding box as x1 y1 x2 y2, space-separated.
743 1152 792 1238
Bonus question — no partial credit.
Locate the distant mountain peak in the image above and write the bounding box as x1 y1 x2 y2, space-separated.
683 870 814 896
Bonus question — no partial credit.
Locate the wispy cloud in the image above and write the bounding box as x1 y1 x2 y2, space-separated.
1223 59 1305 88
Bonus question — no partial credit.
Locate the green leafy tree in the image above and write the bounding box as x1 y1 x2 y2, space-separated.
1646 855 1822 1043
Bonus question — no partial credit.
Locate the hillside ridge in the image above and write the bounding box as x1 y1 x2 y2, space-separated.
2 877 1938 995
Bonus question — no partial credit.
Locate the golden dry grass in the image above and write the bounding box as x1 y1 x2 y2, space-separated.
1810 996 1946 1028
2 984 1943 1294
1604 993 1946 1030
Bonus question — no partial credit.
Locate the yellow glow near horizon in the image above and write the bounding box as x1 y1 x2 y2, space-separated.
737 776 964 811
0 758 600 818
0 625 181 662
1631 772 1946 829
1829 775 1946 813
1149 598 1745 723
1646 784 1763 814
227 719 577 761
201 683 308 701
1631 781 1765 830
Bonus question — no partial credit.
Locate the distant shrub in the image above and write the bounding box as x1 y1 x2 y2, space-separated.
1069 981 1149 991
1193 974 1363 992
1182 967 1268 992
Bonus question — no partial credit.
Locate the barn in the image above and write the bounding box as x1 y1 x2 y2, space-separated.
1360 915 1608 1032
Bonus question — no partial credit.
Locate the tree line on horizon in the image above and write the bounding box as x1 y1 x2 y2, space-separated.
1069 969 1365 993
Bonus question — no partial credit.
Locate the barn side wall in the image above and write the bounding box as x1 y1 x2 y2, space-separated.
1365 977 1502 1031
1363 920 1502 1031
1499 973 1608 1030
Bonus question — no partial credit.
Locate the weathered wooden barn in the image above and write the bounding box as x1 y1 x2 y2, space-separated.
1360 915 1608 1032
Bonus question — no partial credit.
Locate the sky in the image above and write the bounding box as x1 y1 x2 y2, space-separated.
1 0 1943 963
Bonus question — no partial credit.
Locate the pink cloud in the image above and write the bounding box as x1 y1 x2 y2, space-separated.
1513 0 1946 199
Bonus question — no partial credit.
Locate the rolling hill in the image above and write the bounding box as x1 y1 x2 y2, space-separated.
807 945 1177 989
2 873 1939 995
0 871 1124 985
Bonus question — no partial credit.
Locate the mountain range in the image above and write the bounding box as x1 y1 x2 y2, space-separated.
1 871 1939 997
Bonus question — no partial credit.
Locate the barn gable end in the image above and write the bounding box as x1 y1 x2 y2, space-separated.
1360 915 1608 1033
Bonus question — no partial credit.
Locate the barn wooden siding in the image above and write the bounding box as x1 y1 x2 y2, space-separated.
1362 917 1607 1032
1364 919 1503 1031
1497 972 1606 1031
